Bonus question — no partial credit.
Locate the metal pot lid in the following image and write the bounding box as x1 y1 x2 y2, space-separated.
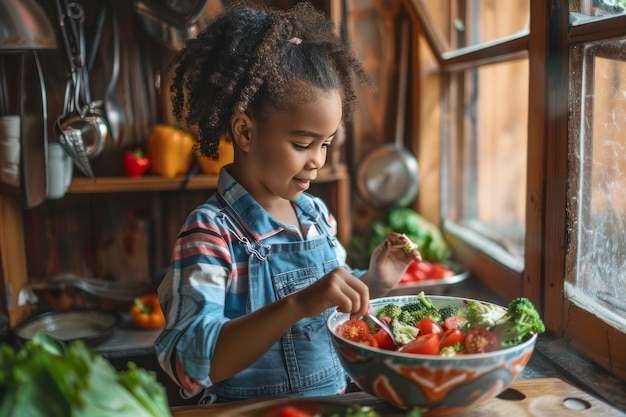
356 145 419 208
14 310 117 346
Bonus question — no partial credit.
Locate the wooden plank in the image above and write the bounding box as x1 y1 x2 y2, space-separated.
0 195 31 327
170 378 624 417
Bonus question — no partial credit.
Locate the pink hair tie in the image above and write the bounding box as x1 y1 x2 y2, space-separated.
288 37 302 45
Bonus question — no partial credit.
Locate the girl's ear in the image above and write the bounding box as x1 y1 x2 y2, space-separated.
231 112 254 153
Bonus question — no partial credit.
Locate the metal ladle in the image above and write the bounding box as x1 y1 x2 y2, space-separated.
103 8 122 145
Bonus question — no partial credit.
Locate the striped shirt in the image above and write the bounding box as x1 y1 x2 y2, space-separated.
154 167 358 390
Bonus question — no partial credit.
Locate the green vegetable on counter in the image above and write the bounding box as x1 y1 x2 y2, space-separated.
351 208 451 267
0 333 172 417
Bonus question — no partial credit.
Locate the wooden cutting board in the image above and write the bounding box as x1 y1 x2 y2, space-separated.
170 378 625 417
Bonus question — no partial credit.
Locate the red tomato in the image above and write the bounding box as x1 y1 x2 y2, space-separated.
464 328 499 353
338 319 369 342
430 263 456 279
373 328 396 350
444 315 469 330
401 334 440 355
417 318 443 336
272 406 314 417
439 328 464 349
416 261 435 277
400 261 427 282
356 333 379 348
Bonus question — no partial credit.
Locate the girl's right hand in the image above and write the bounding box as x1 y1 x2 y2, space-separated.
292 267 370 319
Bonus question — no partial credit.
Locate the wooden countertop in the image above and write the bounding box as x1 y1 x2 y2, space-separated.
170 378 624 417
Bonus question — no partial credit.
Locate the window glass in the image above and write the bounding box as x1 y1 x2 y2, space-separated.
444 60 528 269
411 0 529 52
571 0 626 25
566 39 626 331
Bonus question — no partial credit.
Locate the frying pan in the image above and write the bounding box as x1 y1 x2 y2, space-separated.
14 310 117 346
356 21 419 208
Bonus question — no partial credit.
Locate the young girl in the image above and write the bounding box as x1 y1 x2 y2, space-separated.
154 1 421 404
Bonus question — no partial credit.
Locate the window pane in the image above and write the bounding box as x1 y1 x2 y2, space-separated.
571 0 626 25
411 0 529 52
444 60 528 269
567 40 626 331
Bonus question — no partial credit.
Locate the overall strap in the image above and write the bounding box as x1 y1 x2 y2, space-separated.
216 192 270 261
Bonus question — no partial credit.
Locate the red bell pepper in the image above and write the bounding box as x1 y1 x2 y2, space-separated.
124 148 151 177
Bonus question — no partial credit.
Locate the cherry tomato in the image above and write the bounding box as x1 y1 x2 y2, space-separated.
417 318 443 336
338 319 369 342
400 260 427 282
430 263 456 279
464 328 499 353
402 334 440 355
271 406 314 417
439 328 464 349
444 315 469 330
356 333 379 348
373 328 396 350
416 261 435 277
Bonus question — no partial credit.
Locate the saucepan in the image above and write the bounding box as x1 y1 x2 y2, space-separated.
133 0 216 50
356 21 419 208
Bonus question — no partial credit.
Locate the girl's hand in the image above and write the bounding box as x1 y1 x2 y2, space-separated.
292 267 371 319
365 232 422 297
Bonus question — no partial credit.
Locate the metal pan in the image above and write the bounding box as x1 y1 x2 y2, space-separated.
14 310 117 346
356 21 419 208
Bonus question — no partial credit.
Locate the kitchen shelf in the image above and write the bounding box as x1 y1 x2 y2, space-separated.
67 163 350 194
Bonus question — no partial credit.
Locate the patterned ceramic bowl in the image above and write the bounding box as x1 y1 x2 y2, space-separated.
327 295 537 416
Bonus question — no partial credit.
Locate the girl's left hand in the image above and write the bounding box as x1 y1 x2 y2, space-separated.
366 232 422 296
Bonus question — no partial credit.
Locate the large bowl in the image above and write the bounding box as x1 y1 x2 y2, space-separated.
327 295 537 416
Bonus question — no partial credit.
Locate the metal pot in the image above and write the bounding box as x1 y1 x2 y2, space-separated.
356 22 418 208
133 0 216 50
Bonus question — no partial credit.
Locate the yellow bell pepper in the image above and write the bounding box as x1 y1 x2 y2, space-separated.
146 124 194 178
196 134 234 175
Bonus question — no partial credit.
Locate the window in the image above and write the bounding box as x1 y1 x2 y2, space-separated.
568 39 626 334
408 0 530 293
408 0 626 381
443 60 528 272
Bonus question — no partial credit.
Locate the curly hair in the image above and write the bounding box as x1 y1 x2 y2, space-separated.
170 1 372 160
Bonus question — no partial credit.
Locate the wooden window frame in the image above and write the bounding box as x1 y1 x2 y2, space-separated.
405 0 626 380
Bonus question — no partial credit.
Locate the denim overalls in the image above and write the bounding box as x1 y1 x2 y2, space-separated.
206 193 347 402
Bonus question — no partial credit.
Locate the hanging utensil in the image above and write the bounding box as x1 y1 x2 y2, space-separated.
53 0 108 178
54 70 94 178
63 1 108 159
19 51 49 208
356 20 419 208
103 4 123 145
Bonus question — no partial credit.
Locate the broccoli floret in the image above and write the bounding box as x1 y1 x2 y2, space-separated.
375 303 402 320
398 295 442 325
400 302 424 314
493 297 546 347
399 310 419 326
439 342 464 357
388 317 419 345
399 309 441 327
438 304 459 322
464 300 507 329
417 291 436 310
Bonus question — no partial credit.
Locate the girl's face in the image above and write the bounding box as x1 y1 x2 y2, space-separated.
235 88 343 203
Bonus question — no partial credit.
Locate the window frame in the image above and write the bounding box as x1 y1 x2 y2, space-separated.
404 0 626 380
